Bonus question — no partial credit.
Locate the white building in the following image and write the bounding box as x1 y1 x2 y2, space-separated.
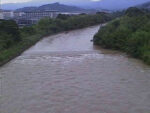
22 10 59 20
15 10 59 26
0 9 4 19
14 12 25 18
0 13 3 19
2 10 14 19
60 12 81 15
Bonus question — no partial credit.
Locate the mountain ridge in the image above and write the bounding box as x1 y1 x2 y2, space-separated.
15 3 96 13
137 1 150 9
2 0 150 11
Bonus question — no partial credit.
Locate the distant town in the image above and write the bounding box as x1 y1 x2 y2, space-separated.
0 10 83 26
0 3 110 27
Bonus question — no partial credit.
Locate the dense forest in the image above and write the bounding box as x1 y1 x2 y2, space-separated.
93 7 150 64
0 13 111 66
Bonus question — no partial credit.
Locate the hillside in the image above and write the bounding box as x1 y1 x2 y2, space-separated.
16 3 95 13
137 1 150 9
15 7 38 12
93 7 150 64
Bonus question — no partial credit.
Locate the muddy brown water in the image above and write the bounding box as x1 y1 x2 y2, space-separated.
0 25 150 113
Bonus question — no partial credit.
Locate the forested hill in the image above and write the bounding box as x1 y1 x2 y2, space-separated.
16 2 95 13
93 7 150 64
137 1 150 10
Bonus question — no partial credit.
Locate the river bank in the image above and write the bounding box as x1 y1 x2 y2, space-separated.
93 8 150 65
0 34 41 67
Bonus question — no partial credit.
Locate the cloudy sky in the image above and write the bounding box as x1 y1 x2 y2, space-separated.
1 0 150 10
1 0 32 4
2 0 148 4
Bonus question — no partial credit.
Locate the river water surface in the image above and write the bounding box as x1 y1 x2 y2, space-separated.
0 25 150 113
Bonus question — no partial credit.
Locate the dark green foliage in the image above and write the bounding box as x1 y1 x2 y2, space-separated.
57 14 71 20
20 26 36 36
111 10 125 18
94 7 150 64
0 20 21 50
36 13 112 35
0 20 21 41
125 7 145 17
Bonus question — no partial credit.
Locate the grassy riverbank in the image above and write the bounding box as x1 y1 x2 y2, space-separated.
0 34 41 66
0 13 111 66
93 7 150 65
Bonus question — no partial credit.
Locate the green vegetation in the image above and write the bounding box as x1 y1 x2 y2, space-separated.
0 20 21 50
0 19 41 66
93 7 150 64
36 13 111 35
0 13 111 66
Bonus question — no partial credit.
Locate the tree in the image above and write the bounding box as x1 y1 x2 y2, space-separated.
0 20 21 42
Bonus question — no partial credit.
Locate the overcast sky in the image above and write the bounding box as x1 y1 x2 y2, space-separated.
1 0 150 10
2 0 148 4
1 0 31 4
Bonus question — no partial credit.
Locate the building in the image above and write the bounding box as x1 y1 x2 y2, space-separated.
60 12 81 16
15 10 59 26
0 9 3 19
2 10 14 20
15 19 37 26
14 12 25 18
0 9 59 25
22 10 58 20
0 13 3 19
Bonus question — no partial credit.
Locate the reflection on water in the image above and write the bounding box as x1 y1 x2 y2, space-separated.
0 25 150 113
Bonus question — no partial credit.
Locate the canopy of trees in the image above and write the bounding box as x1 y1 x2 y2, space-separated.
35 13 112 36
94 7 150 64
0 20 21 50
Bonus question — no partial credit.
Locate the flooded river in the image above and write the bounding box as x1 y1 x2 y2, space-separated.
0 25 150 113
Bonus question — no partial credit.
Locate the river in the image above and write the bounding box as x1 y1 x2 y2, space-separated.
0 25 150 113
